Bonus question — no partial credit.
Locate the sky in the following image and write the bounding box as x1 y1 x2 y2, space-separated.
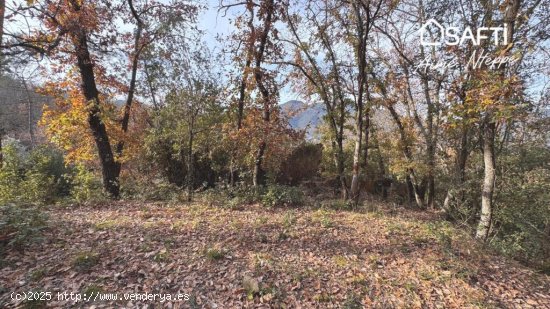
2 0 304 104
198 0 233 52
197 0 303 104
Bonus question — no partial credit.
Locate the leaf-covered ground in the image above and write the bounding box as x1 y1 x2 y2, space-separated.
1 201 549 308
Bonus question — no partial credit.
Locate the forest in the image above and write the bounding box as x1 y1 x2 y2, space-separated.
0 0 549 307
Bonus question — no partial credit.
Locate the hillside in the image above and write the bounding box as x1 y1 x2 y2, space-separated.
1 201 548 308
281 100 326 140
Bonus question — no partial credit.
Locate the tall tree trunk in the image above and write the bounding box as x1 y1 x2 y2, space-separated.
349 106 363 201
409 171 425 209
237 1 255 131
476 120 496 239
72 28 120 198
336 137 348 200
187 131 194 202
231 1 255 187
426 140 435 208
362 106 371 174
443 125 469 216
457 125 469 201
285 10 348 199
406 176 414 204
253 141 267 187
22 78 35 148
386 103 425 208
0 129 3 168
0 0 5 168
475 0 519 240
251 0 274 187
114 0 143 178
349 2 368 203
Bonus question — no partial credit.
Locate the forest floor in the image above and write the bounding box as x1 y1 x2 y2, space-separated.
1 201 549 308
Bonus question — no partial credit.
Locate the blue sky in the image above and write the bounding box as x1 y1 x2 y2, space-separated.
197 0 302 104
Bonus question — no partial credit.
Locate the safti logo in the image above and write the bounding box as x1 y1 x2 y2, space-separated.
419 19 509 46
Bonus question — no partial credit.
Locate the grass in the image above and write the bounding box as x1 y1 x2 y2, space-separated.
72 250 99 271
349 273 367 286
29 267 48 281
282 211 297 228
255 215 269 227
252 252 274 270
153 248 169 262
333 255 348 268
204 247 226 261
342 292 363 309
94 219 123 230
313 209 334 228
313 292 332 302
82 284 103 296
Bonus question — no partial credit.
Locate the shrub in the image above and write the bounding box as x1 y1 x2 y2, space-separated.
483 145 550 272
321 199 353 211
120 176 182 202
277 143 322 185
262 185 304 208
69 164 106 204
200 186 227 207
231 185 264 205
0 204 48 249
0 143 66 205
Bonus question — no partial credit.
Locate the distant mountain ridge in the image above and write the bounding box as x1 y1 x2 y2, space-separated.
280 100 326 139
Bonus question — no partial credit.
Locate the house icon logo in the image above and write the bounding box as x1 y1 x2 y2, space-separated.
419 19 445 46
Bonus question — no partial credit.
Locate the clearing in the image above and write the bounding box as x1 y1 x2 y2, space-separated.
1 202 549 308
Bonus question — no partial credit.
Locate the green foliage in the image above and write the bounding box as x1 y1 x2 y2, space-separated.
231 185 265 205
491 145 550 270
143 79 226 189
342 292 362 309
201 184 264 208
321 199 354 211
261 185 304 208
282 210 297 228
0 204 48 250
69 164 105 204
202 184 305 209
153 248 170 262
0 144 69 205
120 176 183 202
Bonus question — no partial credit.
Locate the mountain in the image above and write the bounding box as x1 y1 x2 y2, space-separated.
281 100 326 140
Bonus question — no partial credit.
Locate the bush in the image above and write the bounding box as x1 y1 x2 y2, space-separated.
0 204 48 249
321 199 354 211
490 145 550 271
0 143 67 205
120 174 179 201
201 184 264 208
69 164 106 204
262 185 304 208
231 184 265 205
277 143 323 185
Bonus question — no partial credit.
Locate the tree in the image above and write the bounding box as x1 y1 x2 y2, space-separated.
165 79 222 201
343 0 385 204
280 0 350 199
0 0 5 167
222 0 284 187
2 0 197 197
